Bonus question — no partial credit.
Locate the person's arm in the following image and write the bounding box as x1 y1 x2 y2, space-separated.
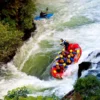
60 41 64 46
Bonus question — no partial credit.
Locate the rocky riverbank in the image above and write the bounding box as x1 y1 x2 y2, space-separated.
0 0 36 63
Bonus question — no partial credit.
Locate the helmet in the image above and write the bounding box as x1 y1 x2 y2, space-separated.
60 55 63 58
70 49 73 53
62 48 65 51
76 49 80 53
53 70 56 73
56 62 59 65
67 59 71 63
60 38 63 42
63 63 66 66
70 53 74 57
68 55 71 58
55 56 59 59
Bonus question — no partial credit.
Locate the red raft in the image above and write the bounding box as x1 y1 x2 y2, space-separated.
50 43 82 79
50 65 65 79
67 43 82 63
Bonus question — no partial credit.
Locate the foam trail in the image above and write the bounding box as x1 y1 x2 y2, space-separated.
1 0 100 99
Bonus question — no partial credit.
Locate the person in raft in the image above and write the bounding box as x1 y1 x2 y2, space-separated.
58 49 69 57
40 7 48 18
60 39 80 55
60 39 69 50
54 63 63 73
55 62 67 73
55 53 74 67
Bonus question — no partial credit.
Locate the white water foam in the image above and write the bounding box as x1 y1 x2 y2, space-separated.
1 0 100 99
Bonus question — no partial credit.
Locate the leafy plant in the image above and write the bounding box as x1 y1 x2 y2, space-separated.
0 0 36 62
0 22 23 62
4 86 29 100
19 0 36 30
0 0 36 30
74 75 100 100
4 86 60 100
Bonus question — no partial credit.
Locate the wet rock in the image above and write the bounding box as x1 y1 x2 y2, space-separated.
96 73 100 80
22 22 36 41
96 61 100 68
61 90 83 100
4 51 16 64
97 73 100 77
71 92 83 100
78 62 91 78
62 51 100 100
96 53 100 57
61 89 74 100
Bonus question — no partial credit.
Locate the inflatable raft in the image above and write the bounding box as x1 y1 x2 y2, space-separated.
50 43 82 79
50 64 65 79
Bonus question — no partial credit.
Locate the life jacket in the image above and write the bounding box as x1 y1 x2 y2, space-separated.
58 59 65 64
53 65 64 73
61 51 68 57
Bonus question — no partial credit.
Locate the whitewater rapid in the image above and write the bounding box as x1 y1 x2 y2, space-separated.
0 0 100 99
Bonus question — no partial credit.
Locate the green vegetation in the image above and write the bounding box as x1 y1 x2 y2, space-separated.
0 0 36 63
0 22 23 62
5 95 60 100
4 86 60 100
0 0 36 30
4 86 29 100
74 75 100 100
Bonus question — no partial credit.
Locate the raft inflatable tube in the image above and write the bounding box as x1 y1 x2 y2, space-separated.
50 65 64 79
50 43 82 79
67 43 82 63
74 47 82 63
72 48 82 63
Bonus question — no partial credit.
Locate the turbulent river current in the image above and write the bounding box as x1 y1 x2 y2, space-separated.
0 0 100 99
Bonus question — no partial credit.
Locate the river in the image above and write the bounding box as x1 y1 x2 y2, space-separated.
0 0 100 99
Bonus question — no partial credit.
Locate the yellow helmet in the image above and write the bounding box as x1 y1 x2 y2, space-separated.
76 49 80 53
56 62 59 65
60 55 63 58
68 55 71 58
53 70 56 73
63 63 66 66
62 48 65 51
67 59 71 63
70 53 74 57
55 56 59 59
70 49 73 52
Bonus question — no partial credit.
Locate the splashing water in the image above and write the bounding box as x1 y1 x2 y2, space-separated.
1 0 100 99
